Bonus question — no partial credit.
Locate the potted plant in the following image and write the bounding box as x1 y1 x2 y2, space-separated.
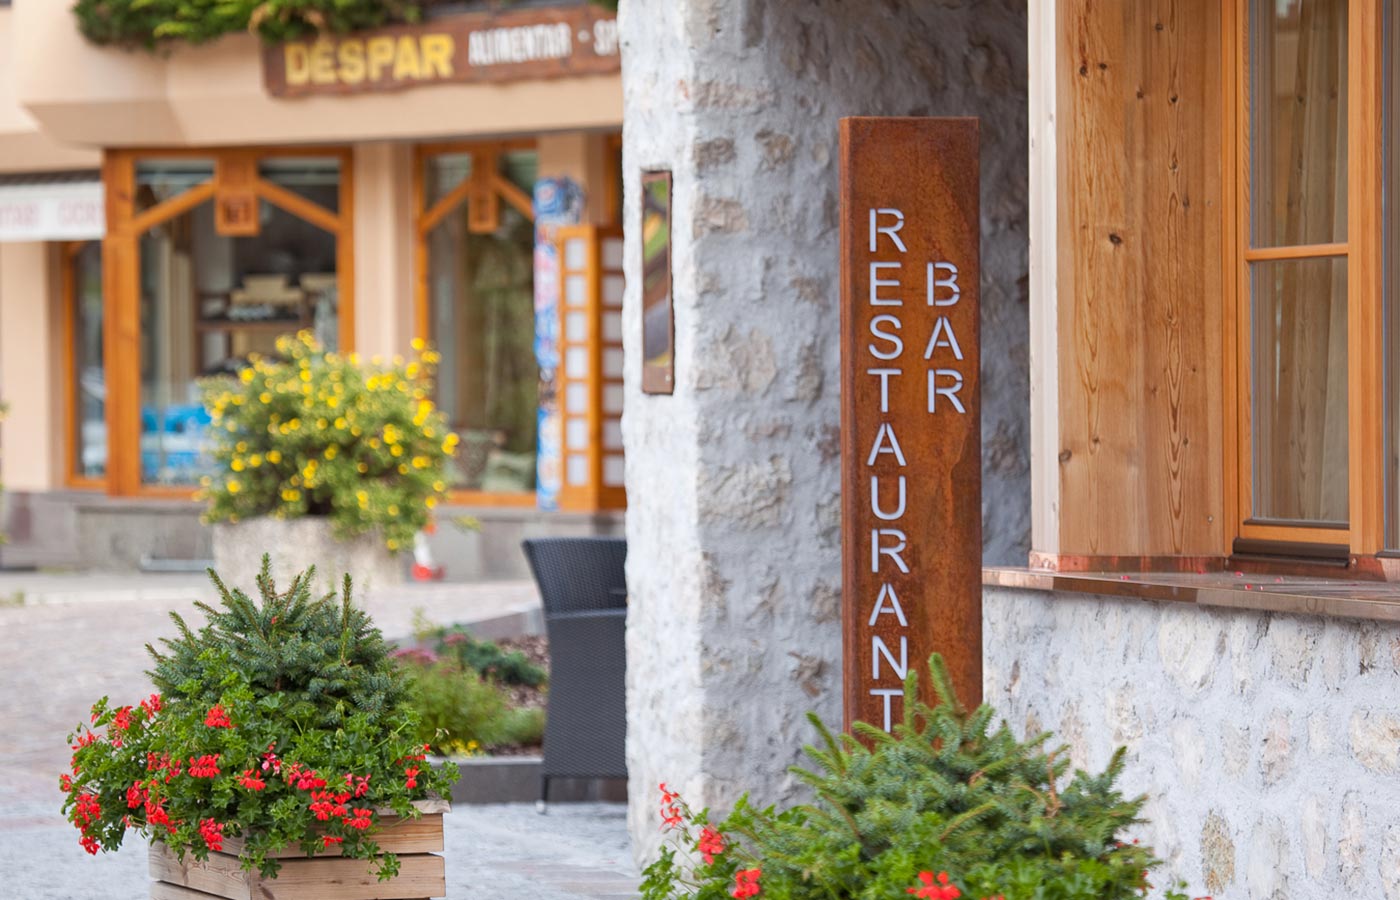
201 332 457 593
643 655 1208 900
61 559 459 898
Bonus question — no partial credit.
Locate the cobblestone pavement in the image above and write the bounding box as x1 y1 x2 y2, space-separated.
0 572 640 899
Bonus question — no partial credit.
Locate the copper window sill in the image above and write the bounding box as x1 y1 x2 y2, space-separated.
983 567 1400 623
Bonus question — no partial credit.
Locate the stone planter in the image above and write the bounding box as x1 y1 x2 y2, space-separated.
211 517 403 595
149 800 447 899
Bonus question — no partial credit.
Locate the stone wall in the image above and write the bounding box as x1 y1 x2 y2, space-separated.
985 586 1400 900
619 0 1028 858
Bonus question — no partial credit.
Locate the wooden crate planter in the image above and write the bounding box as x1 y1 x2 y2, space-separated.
149 800 448 900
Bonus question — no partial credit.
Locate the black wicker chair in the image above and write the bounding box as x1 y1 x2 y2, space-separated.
521 537 628 809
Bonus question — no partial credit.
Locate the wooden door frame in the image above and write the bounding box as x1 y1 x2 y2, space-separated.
102 146 355 498
60 240 106 491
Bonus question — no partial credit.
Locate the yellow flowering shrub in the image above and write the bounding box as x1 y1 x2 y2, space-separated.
200 332 457 552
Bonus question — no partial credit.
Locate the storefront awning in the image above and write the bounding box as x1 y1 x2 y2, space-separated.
0 172 104 242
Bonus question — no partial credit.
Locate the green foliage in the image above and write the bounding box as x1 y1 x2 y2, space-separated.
60 558 457 879
496 705 546 746
413 620 547 687
72 0 423 49
395 656 546 755
199 331 456 553
396 618 548 754
643 655 1203 900
73 0 618 50
401 661 504 756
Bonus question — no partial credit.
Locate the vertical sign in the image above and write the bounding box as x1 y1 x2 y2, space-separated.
840 117 982 732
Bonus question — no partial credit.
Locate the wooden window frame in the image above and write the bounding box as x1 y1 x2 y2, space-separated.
102 146 355 499
1225 0 1385 556
413 139 541 509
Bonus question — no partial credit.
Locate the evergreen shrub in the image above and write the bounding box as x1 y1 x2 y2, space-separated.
199 331 456 553
60 560 458 879
642 655 1207 900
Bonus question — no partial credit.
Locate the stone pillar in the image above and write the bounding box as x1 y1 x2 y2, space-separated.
619 0 1028 859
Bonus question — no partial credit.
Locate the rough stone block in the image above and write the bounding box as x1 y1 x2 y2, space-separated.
1349 710 1400 773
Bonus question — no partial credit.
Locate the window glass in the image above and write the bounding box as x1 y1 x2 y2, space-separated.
71 242 105 480
258 157 341 214
1250 256 1349 523
426 154 472 207
135 160 214 213
425 150 538 492
1249 0 1348 248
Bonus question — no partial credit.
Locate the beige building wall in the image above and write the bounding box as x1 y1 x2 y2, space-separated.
0 242 61 491
0 8 100 173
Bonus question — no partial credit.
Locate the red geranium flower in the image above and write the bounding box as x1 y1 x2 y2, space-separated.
187 754 221 778
204 705 232 728
908 871 961 900
731 867 762 899
698 826 725 864
237 770 266 791
198 818 224 852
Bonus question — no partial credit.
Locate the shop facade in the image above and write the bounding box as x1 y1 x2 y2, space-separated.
0 0 625 577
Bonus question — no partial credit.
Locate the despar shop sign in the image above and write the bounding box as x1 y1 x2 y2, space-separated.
839 118 982 733
263 6 619 97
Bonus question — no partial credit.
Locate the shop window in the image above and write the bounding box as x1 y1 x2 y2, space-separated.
102 149 352 496
417 144 540 497
64 241 105 485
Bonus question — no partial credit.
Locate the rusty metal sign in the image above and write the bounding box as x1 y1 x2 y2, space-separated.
263 6 619 98
840 117 982 732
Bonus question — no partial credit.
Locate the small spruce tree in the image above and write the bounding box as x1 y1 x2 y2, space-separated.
644 655 1174 900
149 559 406 730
